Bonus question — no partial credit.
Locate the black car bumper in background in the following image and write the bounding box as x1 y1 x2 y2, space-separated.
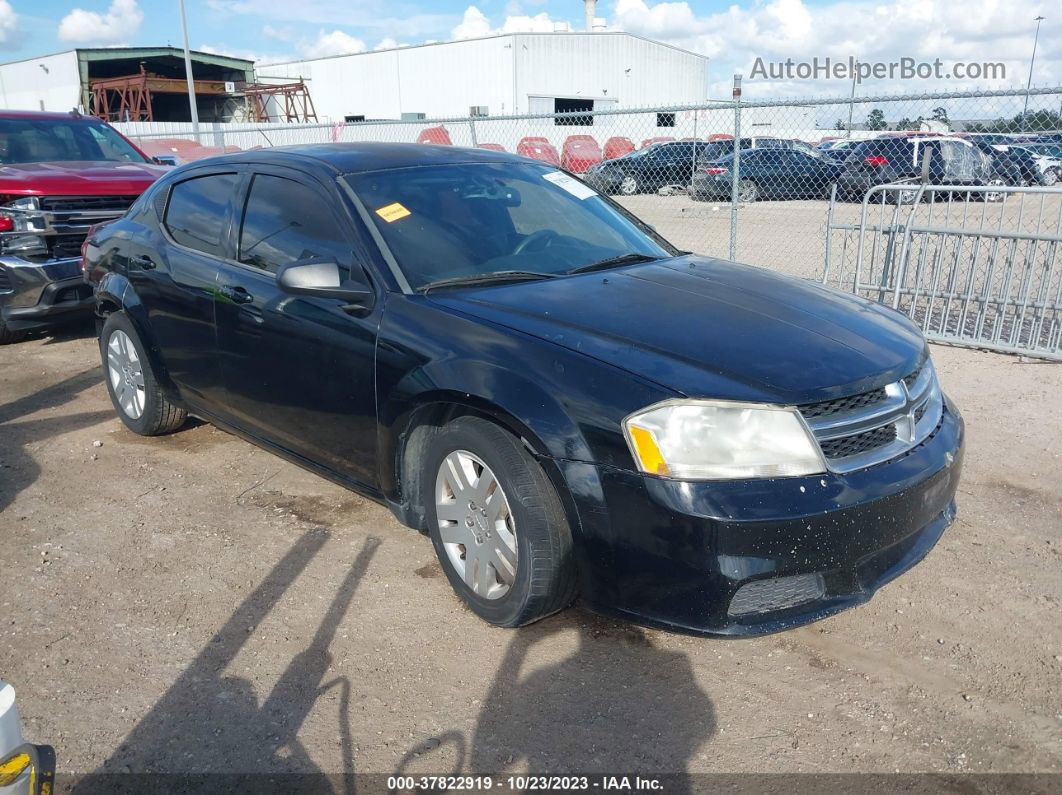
689 174 731 199
0 257 94 332
564 398 964 637
583 169 622 193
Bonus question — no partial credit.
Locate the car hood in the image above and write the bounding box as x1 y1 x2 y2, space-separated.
0 160 166 195
428 256 926 404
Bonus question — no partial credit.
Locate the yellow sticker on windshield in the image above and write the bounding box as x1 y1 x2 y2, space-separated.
376 202 411 223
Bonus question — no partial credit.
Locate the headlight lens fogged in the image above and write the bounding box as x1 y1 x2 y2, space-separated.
623 400 826 480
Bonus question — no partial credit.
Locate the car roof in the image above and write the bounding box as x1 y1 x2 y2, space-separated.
200 142 530 175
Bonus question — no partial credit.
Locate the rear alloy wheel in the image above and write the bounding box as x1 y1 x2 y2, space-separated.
100 312 187 436
618 174 639 195
737 178 759 203
1043 168 1060 187
424 416 576 627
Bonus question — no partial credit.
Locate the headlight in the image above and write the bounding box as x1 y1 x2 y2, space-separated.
623 399 826 480
0 197 48 257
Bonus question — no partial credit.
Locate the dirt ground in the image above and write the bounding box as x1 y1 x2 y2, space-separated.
1 320 1060 787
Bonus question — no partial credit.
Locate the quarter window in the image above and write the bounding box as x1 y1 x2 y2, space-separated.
164 173 238 257
238 174 350 274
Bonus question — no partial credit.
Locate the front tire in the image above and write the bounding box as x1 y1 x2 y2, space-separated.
423 416 576 627
618 174 639 195
100 312 187 436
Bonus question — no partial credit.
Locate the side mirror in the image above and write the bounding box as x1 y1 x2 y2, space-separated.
277 258 375 313
0 744 56 795
151 155 177 166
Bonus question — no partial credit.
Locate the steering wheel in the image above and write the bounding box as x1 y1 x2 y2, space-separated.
512 229 560 256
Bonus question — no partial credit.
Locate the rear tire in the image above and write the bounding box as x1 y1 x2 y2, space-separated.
0 318 28 345
423 416 577 627
618 174 639 195
100 312 187 436
737 178 759 202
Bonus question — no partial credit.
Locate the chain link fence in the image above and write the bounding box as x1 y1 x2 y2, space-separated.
115 84 1062 357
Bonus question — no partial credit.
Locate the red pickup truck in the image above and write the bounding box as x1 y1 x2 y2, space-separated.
0 110 166 344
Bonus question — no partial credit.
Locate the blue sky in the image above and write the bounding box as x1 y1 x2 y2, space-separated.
0 1 1057 99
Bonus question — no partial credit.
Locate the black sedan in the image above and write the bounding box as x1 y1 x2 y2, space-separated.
584 141 718 195
84 144 963 637
690 148 845 201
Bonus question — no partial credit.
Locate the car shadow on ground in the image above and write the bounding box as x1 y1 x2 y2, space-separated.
397 612 717 789
0 367 108 515
72 529 380 794
68 521 715 792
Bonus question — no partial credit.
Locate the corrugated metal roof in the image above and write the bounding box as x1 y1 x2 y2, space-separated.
263 31 707 69
0 46 254 69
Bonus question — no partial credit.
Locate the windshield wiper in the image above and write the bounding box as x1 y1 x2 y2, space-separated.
419 270 559 293
567 252 662 275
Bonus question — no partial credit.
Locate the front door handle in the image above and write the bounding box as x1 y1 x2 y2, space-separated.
219 284 254 304
129 254 156 270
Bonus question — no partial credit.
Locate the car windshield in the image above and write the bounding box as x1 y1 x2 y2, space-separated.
346 162 672 289
0 118 148 165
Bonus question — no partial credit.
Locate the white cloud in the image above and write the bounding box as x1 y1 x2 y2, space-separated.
301 29 367 58
0 1 17 46
58 0 143 45
374 37 400 50
452 4 569 39
452 6 492 39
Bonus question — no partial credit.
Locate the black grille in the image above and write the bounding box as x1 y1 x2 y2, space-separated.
49 234 84 260
728 573 826 618
0 265 10 291
39 196 138 213
914 401 928 424
799 387 888 419
819 424 897 459
903 361 925 389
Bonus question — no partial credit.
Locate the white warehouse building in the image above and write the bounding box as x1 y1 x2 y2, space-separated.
256 32 710 122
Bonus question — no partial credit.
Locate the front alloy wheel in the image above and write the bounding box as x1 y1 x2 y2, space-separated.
435 450 518 600
619 174 639 195
423 416 577 627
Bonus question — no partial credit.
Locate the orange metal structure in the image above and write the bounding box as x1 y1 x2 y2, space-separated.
243 81 318 123
89 65 229 122
89 66 318 124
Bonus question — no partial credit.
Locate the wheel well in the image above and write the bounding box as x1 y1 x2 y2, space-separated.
392 399 562 534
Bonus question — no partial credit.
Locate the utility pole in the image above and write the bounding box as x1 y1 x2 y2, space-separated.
1021 15 1045 132
179 0 200 139
846 64 857 138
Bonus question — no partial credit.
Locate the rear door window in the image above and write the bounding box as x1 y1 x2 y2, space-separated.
164 173 239 257
237 174 351 274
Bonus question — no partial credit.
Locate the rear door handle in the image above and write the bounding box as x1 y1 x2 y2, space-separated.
129 254 156 270
219 284 254 304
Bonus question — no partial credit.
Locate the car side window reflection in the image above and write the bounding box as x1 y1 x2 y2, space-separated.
164 173 239 257
238 174 350 275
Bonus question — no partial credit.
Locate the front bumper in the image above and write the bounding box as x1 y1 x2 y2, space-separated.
584 170 622 193
0 256 94 332
566 398 964 637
